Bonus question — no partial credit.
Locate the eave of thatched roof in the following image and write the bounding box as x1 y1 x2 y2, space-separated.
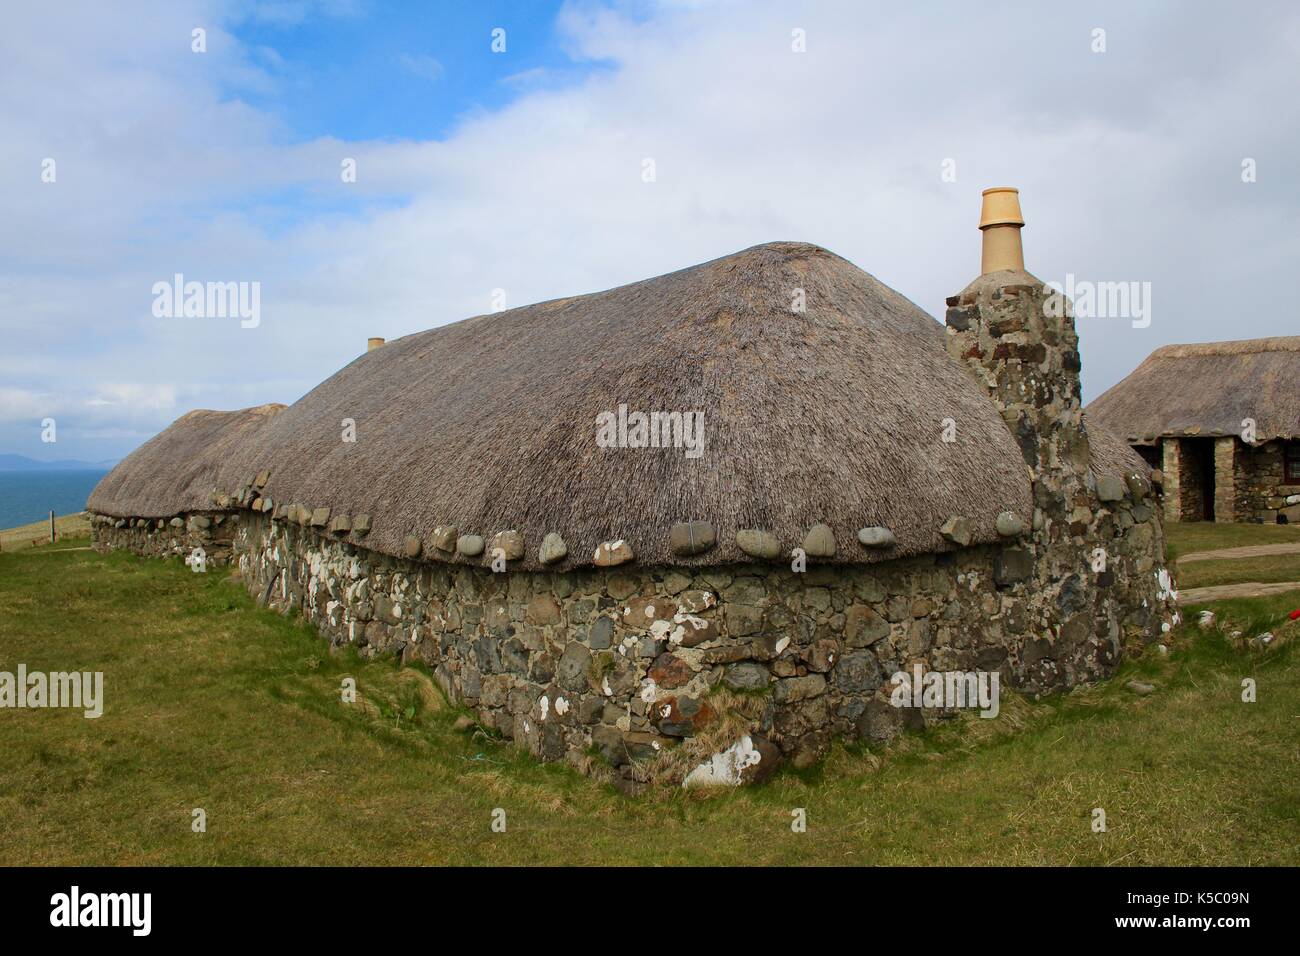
92 242 1048 570
1087 336 1300 444
87 404 285 517
1086 414 1151 480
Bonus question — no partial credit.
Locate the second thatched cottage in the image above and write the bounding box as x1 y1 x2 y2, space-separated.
89 189 1179 789
1089 337 1300 524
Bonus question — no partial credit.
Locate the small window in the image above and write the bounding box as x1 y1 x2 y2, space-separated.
1287 442 1300 483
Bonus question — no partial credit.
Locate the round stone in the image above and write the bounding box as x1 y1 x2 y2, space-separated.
669 521 716 556
456 534 485 557
995 511 1025 537
538 532 568 564
857 526 896 548
489 530 524 561
593 539 633 567
1096 475 1127 502
735 529 780 560
801 524 836 558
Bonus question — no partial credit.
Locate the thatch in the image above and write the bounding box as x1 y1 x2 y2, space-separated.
87 404 285 517
1085 415 1151 480
1088 336 1300 444
94 242 1039 569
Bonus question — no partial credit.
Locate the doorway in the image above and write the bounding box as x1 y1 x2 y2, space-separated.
1182 438 1216 522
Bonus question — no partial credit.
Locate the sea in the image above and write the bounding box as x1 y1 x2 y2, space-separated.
0 470 108 529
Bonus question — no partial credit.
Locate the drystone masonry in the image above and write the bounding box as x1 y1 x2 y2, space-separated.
1158 438 1211 523
1240 440 1300 523
1160 437 1184 524
1214 437 1237 523
1157 436 1299 524
943 273 1179 680
91 512 236 565
92 462 1178 791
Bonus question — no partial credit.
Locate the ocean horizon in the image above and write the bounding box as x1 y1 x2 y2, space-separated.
0 469 107 529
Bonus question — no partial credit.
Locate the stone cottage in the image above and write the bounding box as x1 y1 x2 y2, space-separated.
1088 337 1300 524
89 188 1179 788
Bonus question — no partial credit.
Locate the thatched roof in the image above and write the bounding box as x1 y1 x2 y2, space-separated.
92 242 1058 569
1086 415 1151 479
1088 336 1300 444
87 404 285 516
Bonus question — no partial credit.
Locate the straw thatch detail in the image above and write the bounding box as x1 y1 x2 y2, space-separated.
91 242 1143 570
219 242 1039 568
1085 414 1152 480
1088 336 1300 443
88 404 285 517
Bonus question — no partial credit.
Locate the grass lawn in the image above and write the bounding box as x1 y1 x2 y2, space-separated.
1165 520 1300 559
0 511 91 553
1 539 1297 866
1177 554 1300 591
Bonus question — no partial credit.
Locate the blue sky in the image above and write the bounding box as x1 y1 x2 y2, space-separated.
229 1 592 143
1 0 1297 465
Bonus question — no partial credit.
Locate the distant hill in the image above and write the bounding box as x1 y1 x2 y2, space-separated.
0 454 117 472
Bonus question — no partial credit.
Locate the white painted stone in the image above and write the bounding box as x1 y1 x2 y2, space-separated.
639 678 659 703
682 736 763 789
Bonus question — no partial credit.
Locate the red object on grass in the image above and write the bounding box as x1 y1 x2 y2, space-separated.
1289 609 1300 620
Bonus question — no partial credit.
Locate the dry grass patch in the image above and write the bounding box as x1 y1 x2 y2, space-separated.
0 511 91 552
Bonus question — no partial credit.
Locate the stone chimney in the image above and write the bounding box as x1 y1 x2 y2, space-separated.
942 187 1128 690
944 187 1089 485
367 337 385 352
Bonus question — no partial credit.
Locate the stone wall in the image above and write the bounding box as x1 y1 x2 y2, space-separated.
1156 437 1299 524
942 274 1178 673
1160 437 1182 524
90 512 237 565
91 483 1178 790
1239 440 1300 523
1214 437 1237 523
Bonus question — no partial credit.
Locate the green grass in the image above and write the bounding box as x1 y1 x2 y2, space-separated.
0 511 91 552
1177 554 1300 590
1181 588 1300 636
1165 520 1300 559
1 539 1297 865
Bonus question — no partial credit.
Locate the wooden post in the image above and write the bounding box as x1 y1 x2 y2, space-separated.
49 510 56 544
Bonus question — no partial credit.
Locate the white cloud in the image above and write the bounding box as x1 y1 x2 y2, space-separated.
1 0 1297 462
83 384 179 413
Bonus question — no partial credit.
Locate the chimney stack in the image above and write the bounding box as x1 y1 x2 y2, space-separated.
945 186 1086 471
942 187 1174 696
979 187 1025 274
367 337 385 352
